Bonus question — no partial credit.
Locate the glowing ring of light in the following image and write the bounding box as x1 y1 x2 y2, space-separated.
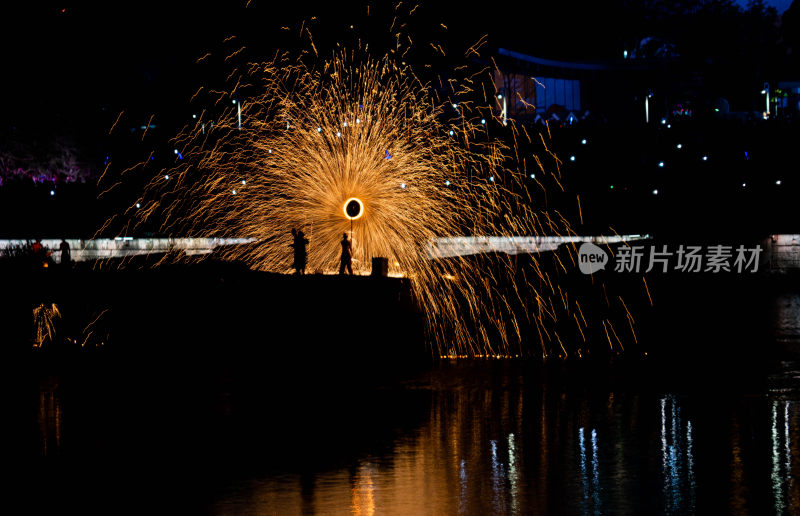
343 197 364 220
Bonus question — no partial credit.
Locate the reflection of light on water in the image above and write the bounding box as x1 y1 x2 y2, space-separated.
490 439 507 509
771 400 792 514
211 378 800 514
787 402 792 471
459 459 467 515
37 381 62 456
591 428 601 512
661 398 667 505
579 427 589 513
660 395 695 514
774 294 800 347
729 416 747 512
687 420 695 503
508 433 519 514
579 427 602 514
352 463 376 516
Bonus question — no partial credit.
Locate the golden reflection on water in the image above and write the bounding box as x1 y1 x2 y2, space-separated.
207 375 800 515
351 465 375 516
729 415 747 513
210 381 705 515
26 364 800 515
37 378 62 456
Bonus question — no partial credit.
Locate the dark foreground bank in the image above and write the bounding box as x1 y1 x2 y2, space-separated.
0 258 427 381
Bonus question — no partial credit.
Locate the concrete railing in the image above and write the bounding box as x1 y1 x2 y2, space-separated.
1 235 652 264
1 235 655 264
426 234 651 259
0 238 256 264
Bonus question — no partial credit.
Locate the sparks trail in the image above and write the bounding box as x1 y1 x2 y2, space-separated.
107 29 639 358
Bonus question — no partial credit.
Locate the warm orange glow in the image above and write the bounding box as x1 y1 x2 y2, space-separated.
343 197 364 221
110 34 639 358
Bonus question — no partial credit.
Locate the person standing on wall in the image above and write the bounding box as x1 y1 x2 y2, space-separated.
59 239 71 267
339 232 353 275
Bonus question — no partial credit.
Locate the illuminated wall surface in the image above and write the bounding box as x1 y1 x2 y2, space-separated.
766 235 800 269
6 235 797 267
0 238 255 263
0 235 649 263
427 235 649 259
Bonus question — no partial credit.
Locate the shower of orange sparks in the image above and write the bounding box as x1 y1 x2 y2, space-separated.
102 15 644 358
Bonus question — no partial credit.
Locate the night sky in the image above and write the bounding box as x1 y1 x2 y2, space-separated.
0 1 678 131
0 0 796 170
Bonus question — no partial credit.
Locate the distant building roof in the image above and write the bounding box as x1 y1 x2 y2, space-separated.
497 48 653 72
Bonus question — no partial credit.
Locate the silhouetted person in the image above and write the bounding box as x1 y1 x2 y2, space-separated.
59 239 71 267
293 230 309 275
290 229 298 272
32 239 46 267
339 232 353 275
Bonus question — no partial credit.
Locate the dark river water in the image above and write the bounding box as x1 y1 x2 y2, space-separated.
5 292 800 515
